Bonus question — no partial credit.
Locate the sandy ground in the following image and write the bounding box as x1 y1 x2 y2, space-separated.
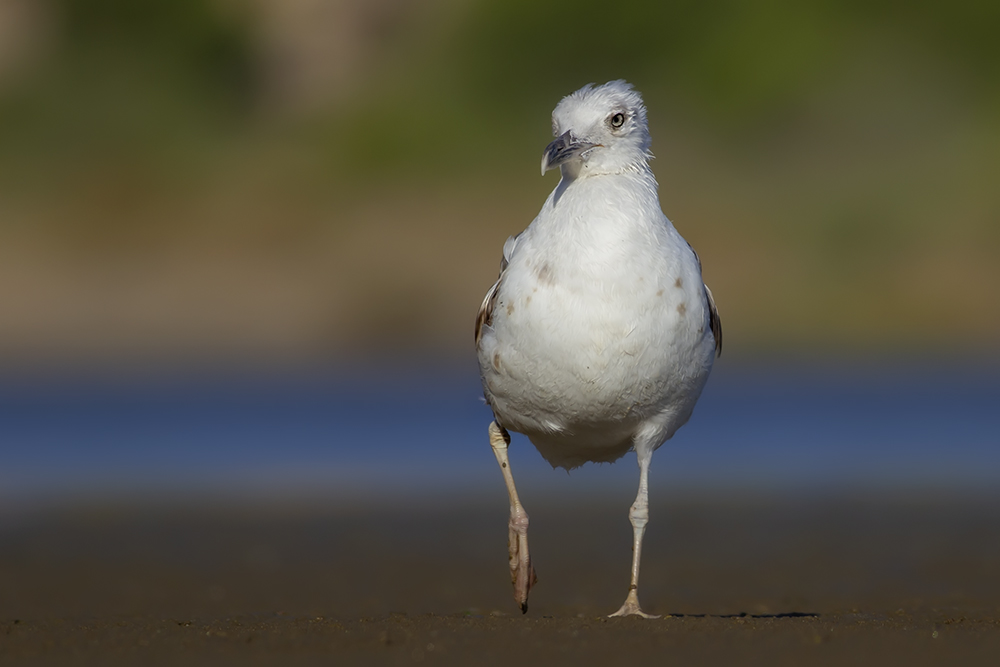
1 493 999 665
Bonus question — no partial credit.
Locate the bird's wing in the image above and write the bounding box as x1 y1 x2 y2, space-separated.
704 283 722 357
475 234 520 347
686 242 723 357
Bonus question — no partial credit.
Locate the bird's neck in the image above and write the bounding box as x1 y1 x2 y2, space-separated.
563 157 653 179
558 160 656 193
549 162 660 217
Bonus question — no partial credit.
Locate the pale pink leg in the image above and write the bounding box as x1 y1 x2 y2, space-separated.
610 449 660 618
489 421 536 613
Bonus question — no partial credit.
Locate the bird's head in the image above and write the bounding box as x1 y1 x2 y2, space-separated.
541 80 651 178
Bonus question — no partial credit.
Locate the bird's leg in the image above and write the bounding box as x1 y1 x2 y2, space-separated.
610 449 660 618
489 420 536 613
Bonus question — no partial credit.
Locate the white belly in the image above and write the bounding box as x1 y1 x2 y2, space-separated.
478 229 716 469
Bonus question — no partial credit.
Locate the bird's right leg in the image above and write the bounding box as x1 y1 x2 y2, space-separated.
489 420 536 613
610 447 659 618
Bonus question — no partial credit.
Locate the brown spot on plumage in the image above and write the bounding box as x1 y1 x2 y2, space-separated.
506 302 514 316
536 262 553 284
656 289 664 296
675 277 683 288
493 352 501 371
677 303 687 316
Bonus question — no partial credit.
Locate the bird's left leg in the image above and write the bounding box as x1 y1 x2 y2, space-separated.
610 447 660 618
489 420 536 613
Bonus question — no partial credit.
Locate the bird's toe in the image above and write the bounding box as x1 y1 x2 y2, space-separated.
609 590 660 619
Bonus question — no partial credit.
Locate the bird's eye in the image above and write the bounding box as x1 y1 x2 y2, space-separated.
610 112 625 129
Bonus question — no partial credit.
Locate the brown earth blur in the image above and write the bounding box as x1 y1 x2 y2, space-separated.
2 494 998 665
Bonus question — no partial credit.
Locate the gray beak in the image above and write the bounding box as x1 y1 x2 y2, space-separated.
541 131 597 175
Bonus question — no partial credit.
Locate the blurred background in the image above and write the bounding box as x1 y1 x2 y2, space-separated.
0 0 998 508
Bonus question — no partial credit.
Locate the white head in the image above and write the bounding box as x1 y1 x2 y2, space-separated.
541 80 652 177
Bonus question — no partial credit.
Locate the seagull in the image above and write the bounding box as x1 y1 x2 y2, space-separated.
475 80 721 618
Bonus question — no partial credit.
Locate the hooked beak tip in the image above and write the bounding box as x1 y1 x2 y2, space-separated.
540 130 595 176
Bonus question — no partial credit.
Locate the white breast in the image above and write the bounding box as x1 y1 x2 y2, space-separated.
478 173 716 468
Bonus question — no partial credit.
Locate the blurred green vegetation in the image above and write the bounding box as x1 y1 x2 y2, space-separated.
0 0 250 164
0 0 997 365
4 0 998 179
